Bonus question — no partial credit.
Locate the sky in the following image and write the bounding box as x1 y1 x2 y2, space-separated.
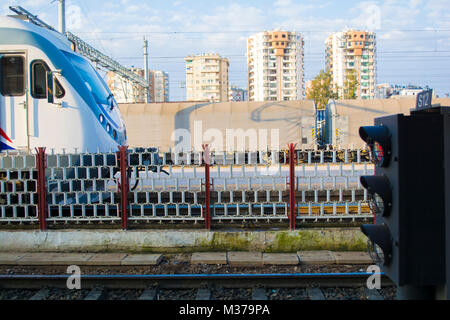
2 0 450 100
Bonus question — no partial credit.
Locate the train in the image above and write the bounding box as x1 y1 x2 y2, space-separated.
0 15 126 154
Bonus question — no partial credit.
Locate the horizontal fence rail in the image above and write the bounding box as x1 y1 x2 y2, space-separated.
0 147 374 229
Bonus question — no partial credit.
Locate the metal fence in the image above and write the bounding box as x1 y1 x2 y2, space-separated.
0 146 374 229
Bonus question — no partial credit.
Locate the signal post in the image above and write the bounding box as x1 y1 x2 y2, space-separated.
359 92 450 299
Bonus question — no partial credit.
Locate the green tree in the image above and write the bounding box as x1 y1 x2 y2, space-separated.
343 69 359 99
306 69 338 109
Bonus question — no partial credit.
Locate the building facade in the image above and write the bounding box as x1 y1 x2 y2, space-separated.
153 70 169 102
229 85 248 101
325 30 376 100
376 84 432 99
185 53 229 102
247 30 305 101
107 69 169 103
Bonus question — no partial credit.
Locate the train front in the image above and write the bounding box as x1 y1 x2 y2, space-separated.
61 50 128 152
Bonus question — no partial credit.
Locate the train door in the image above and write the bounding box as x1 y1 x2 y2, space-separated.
0 52 29 151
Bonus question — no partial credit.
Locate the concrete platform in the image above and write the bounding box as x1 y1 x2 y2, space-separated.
16 253 62 265
191 252 227 265
121 254 163 265
297 251 336 265
0 253 25 265
263 253 299 265
0 251 373 266
228 251 262 266
333 251 373 264
85 253 128 266
48 253 95 265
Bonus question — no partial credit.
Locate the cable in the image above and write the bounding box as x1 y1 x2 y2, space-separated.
78 0 111 57
75 29 450 34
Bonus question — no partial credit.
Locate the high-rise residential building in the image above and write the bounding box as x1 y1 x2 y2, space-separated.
247 30 305 101
106 69 169 103
185 53 229 102
153 70 169 102
107 68 148 103
325 30 376 100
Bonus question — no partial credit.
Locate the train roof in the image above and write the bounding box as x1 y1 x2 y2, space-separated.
0 15 72 52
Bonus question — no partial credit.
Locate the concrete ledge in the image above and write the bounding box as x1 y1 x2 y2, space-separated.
16 253 61 265
228 251 262 266
333 251 373 264
121 254 163 266
0 253 26 265
298 251 336 265
85 253 128 266
0 251 374 266
48 253 95 265
0 228 367 253
191 252 227 265
263 253 299 265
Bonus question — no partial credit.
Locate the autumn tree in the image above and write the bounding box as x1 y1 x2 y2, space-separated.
343 69 359 99
306 69 338 109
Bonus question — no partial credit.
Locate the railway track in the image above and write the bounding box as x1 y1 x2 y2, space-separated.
0 272 395 300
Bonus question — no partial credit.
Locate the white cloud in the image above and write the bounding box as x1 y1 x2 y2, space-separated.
410 0 423 7
350 2 382 30
424 0 450 19
273 0 316 17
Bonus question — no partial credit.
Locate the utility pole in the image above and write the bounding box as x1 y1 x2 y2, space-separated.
144 37 150 103
58 0 65 34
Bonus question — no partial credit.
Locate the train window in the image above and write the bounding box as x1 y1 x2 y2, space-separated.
31 62 46 98
31 60 65 99
0 56 25 96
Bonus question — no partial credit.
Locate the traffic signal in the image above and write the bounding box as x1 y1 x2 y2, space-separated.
359 175 392 218
359 125 391 167
359 111 446 293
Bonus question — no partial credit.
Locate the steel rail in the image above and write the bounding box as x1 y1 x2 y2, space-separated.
0 272 393 289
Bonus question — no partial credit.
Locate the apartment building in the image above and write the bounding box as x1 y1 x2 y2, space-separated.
185 53 229 102
247 30 305 101
376 84 432 99
107 68 169 103
325 30 376 100
153 70 169 102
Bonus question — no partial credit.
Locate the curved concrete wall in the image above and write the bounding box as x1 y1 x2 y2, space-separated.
119 98 450 151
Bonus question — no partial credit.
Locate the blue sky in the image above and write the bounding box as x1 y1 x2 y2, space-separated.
2 0 450 100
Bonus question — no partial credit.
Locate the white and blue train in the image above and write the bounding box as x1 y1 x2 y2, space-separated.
0 15 127 154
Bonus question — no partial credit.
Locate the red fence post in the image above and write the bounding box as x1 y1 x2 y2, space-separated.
117 145 129 230
35 147 48 231
288 143 297 230
202 144 211 230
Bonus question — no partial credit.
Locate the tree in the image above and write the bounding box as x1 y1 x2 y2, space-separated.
306 69 338 109
343 69 359 99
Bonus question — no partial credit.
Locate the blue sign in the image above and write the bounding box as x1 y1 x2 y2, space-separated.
415 89 433 109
